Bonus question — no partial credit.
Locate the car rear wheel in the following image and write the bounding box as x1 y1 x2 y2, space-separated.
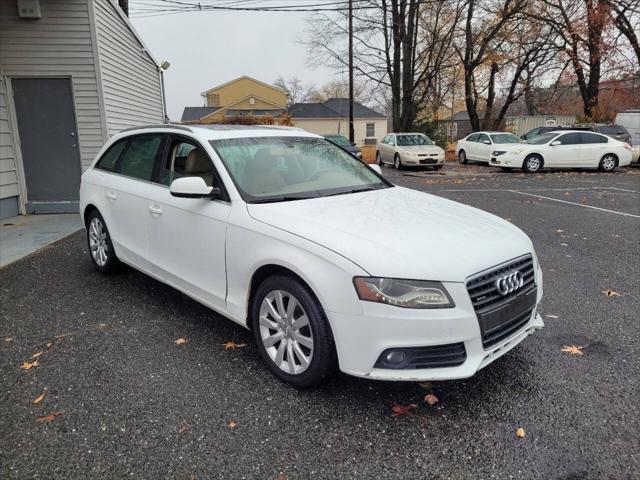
599 154 617 172
376 152 384 166
523 154 543 173
86 210 120 273
394 154 403 170
252 275 337 388
458 150 467 164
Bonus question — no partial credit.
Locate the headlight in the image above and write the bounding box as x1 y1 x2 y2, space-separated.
353 277 455 309
492 151 507 156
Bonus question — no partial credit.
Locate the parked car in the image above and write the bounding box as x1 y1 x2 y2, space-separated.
80 124 544 387
376 133 445 170
614 111 640 164
324 134 363 159
574 123 632 144
455 131 523 164
520 125 588 141
489 130 632 173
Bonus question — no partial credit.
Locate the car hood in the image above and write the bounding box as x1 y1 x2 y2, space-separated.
246 186 534 282
491 143 526 151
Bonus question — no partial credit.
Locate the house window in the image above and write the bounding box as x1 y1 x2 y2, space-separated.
364 138 377 145
249 97 255 105
366 123 375 137
207 93 220 107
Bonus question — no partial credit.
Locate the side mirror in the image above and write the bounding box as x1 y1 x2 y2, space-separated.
369 164 382 175
483 140 491 145
170 177 216 198
550 140 561 146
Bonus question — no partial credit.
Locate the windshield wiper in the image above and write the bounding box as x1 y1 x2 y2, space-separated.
324 185 384 197
251 194 318 204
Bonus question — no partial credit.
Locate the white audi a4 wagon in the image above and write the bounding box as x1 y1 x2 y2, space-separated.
80 124 544 387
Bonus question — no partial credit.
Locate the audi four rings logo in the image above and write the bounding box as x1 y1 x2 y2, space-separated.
495 271 524 295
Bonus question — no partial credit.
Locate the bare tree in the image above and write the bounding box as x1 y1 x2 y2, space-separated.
602 0 640 65
273 76 315 108
308 79 367 102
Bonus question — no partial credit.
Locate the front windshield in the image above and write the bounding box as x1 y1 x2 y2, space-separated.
396 134 434 146
490 133 521 144
210 136 390 203
325 135 351 146
526 132 559 145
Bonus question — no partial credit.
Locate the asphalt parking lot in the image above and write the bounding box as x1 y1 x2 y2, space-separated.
1 163 639 479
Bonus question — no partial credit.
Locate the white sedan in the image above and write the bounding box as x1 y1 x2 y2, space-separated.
489 130 633 172
456 132 524 164
80 125 543 387
376 133 445 169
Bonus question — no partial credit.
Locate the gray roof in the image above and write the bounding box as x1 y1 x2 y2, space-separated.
289 98 385 119
181 107 216 122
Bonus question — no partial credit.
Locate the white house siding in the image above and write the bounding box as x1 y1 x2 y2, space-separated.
94 0 163 136
0 0 104 173
0 74 19 216
292 118 387 146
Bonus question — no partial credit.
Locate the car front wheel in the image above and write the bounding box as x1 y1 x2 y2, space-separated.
599 154 617 172
523 154 543 173
458 150 467 164
252 275 337 388
86 210 120 273
376 152 384 166
394 154 403 170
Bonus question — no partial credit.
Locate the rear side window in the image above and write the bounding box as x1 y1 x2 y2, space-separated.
581 132 608 144
118 135 163 182
557 133 582 145
96 139 127 171
467 134 478 142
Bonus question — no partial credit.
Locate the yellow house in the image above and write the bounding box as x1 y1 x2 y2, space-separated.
181 76 287 123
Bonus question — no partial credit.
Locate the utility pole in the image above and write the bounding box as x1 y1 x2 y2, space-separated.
348 0 354 144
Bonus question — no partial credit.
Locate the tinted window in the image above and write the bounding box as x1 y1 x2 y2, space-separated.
557 133 582 145
581 132 608 144
119 135 162 181
527 133 559 145
477 134 490 143
96 139 127 171
598 125 627 135
467 134 478 142
525 128 539 138
159 138 215 187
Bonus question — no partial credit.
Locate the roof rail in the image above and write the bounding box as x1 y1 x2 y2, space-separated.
120 124 193 133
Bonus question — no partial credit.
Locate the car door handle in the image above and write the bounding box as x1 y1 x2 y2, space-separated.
105 192 117 201
148 205 163 216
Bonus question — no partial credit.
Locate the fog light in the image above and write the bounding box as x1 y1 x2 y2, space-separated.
385 351 406 364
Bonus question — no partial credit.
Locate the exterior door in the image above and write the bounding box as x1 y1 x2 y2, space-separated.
547 132 581 167
579 132 608 167
146 136 230 310
476 133 492 162
12 78 81 213
381 135 394 163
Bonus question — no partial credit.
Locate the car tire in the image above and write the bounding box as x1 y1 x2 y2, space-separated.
251 275 337 388
598 154 618 172
86 209 121 273
376 152 384 166
434 165 443 171
523 154 543 173
394 154 403 170
458 150 467 164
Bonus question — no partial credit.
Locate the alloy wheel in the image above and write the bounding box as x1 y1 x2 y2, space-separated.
601 155 616 171
258 290 314 375
526 156 541 172
89 217 109 267
458 151 466 164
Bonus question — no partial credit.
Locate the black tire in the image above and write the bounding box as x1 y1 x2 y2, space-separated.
523 154 543 173
394 153 403 170
458 150 467 164
86 209 121 273
376 152 384 166
598 154 618 172
434 164 443 171
251 275 337 388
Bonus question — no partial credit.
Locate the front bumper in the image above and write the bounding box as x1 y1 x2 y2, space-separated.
403 155 445 166
326 270 544 381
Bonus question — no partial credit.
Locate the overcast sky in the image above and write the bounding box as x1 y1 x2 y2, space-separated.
131 11 336 121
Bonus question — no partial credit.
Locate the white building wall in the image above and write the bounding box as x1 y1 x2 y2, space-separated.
292 118 387 146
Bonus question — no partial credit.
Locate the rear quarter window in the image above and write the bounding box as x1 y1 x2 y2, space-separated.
95 139 128 171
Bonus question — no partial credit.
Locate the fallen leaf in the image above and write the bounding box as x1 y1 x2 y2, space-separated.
20 360 39 370
4 337 13 343
228 420 237 429
277 473 287 480
222 341 247 350
516 427 525 438
561 345 584 356
178 422 189 433
424 394 439 406
32 392 46 405
54 332 74 339
545 314 559 319
45 342 53 349
602 289 620 298
36 411 61 423
31 351 44 359
555 229 564 234
174 338 188 345
391 403 418 416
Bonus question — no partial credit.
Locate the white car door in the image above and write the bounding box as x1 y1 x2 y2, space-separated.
579 132 608 167
379 135 390 163
460 134 476 159
385 135 396 163
99 134 163 271
545 132 581 167
476 133 492 162
146 135 231 310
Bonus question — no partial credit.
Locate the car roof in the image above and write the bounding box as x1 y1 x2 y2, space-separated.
118 123 316 141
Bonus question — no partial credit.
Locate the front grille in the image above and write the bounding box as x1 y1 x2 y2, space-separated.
466 255 537 349
419 158 437 165
374 343 467 369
